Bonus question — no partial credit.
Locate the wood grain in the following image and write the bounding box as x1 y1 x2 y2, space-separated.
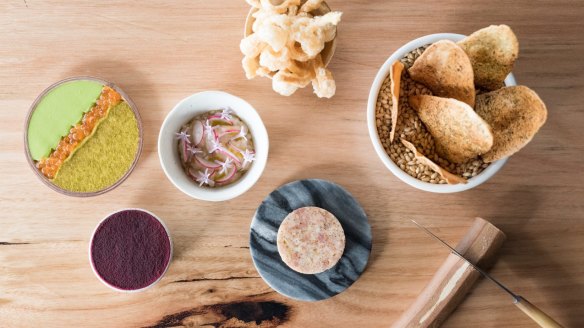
1 1 583 327
392 218 506 328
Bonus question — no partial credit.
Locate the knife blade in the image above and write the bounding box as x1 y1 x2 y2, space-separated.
411 219 564 328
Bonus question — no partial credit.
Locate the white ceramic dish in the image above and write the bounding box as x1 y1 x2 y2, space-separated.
88 208 173 293
158 91 269 201
367 33 515 193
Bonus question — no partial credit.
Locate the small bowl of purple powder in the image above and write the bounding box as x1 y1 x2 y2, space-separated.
89 208 172 292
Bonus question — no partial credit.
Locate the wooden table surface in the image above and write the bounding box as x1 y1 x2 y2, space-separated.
1 1 583 327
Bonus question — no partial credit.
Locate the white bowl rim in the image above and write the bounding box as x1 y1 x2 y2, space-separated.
88 208 173 293
158 90 269 201
367 33 514 193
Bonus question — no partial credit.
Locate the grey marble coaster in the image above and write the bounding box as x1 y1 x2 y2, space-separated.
250 179 372 301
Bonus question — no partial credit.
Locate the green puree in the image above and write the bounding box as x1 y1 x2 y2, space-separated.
52 102 139 193
28 80 103 161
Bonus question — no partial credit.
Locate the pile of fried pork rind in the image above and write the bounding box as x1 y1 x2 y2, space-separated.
241 0 342 98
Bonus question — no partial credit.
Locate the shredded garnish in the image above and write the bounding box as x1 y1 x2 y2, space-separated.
204 120 213 133
175 131 191 143
209 138 222 153
216 158 233 174
195 168 213 187
187 145 203 156
220 107 234 120
237 125 248 141
242 149 256 166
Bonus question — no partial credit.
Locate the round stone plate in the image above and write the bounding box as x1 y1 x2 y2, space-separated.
250 179 372 301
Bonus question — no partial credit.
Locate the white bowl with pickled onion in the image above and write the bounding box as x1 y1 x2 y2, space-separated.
158 91 269 201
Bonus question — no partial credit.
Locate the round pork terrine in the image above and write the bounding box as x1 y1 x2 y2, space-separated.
276 206 345 274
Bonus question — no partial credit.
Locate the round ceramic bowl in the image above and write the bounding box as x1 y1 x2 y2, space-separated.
244 1 337 68
158 91 269 201
89 208 173 293
24 76 143 197
367 33 515 193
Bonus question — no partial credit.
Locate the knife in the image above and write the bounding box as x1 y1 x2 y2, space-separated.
411 220 564 328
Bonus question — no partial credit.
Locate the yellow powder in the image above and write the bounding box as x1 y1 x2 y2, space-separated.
52 102 139 192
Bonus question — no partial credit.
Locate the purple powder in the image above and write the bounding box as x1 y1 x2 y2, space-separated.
90 209 171 291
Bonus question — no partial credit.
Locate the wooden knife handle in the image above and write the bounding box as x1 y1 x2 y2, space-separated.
514 296 564 328
391 218 507 328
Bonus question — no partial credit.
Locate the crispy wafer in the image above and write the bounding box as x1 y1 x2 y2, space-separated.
408 40 475 107
475 86 547 162
458 25 519 90
409 95 493 163
401 139 467 184
389 61 405 143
